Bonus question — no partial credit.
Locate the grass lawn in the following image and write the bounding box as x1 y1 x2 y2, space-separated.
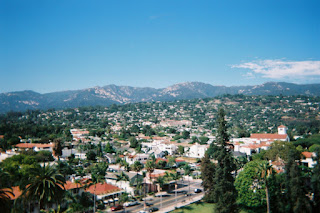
171 201 249 213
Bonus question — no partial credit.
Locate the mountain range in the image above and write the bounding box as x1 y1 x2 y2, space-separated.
1 82 320 113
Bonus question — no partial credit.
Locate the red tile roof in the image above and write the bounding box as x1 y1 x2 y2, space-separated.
250 134 287 140
85 183 121 195
150 172 166 178
7 186 22 200
302 152 313 158
64 181 85 190
15 143 54 148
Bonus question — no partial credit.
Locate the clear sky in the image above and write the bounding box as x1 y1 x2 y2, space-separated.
1 0 319 93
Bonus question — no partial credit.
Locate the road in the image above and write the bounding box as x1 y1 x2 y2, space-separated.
111 179 203 213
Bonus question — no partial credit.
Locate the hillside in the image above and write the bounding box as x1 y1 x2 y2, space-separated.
1 82 319 113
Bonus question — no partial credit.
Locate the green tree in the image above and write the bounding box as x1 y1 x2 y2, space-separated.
200 153 215 202
235 160 268 209
183 164 192 196
256 161 274 213
311 147 320 212
129 137 139 148
96 142 103 158
285 150 312 213
86 151 97 162
178 145 185 155
212 108 238 213
53 138 63 161
199 136 209 145
182 130 190 139
265 141 299 162
166 171 181 206
91 162 107 213
22 165 66 211
167 156 176 169
131 161 144 189
145 160 155 180
309 144 320 152
104 142 115 153
0 169 14 213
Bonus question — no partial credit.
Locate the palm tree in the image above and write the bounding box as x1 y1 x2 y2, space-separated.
144 160 155 211
0 188 14 213
145 160 156 209
120 159 130 172
131 161 144 192
183 164 192 197
0 169 14 213
168 156 176 169
145 160 155 181
256 161 273 213
22 165 66 211
116 171 130 182
115 172 130 213
166 171 181 206
90 162 107 213
154 176 166 209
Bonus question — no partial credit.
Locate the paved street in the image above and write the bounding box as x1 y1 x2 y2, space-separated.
109 179 203 213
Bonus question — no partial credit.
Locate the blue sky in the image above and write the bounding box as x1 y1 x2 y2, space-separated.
1 0 319 93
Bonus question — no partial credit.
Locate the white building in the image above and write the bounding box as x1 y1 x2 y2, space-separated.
125 153 149 165
186 143 209 158
142 140 177 156
301 152 317 168
231 125 289 156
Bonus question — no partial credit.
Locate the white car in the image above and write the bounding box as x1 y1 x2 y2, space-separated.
123 201 139 207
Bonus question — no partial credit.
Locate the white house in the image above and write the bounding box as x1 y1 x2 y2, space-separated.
186 143 209 158
125 153 149 165
301 152 316 168
142 140 177 156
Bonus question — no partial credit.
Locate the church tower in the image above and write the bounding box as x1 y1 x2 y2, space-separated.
278 125 287 135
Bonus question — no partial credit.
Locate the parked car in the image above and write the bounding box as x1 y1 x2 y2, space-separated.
155 193 171 197
149 207 159 212
146 202 153 206
194 188 202 193
111 204 123 211
123 201 139 207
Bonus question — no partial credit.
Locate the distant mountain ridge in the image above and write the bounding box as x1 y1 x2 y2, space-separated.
1 82 320 113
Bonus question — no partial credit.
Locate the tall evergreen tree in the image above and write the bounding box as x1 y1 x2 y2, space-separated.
200 153 215 202
285 149 312 213
212 108 238 213
311 147 320 212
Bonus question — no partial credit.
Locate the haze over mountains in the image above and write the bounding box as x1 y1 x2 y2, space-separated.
1 82 320 113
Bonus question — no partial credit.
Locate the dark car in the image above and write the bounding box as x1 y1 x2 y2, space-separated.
146 202 153 207
111 204 123 211
155 194 171 197
194 188 202 193
149 207 159 212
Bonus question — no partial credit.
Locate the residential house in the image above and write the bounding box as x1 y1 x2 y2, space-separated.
301 152 316 168
15 143 54 152
186 143 209 158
